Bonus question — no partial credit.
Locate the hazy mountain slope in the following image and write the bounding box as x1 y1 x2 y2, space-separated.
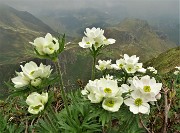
145 47 180 74
0 5 55 65
38 8 111 37
104 18 177 61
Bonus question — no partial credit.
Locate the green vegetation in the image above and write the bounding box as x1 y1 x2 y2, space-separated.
145 47 180 74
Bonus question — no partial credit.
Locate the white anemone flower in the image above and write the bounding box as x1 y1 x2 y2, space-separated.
84 27 104 39
120 84 134 93
95 60 112 71
82 79 103 103
11 72 30 88
147 67 157 74
26 92 48 114
29 33 59 55
12 61 52 88
124 63 137 73
174 70 179 75
124 54 139 65
103 38 116 45
31 78 42 87
111 59 125 70
38 63 52 78
20 61 39 79
175 66 180 70
98 78 122 98
79 37 95 48
124 90 150 114
132 75 162 101
138 68 146 73
102 97 123 112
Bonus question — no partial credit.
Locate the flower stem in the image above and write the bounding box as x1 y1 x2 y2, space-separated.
139 113 151 133
91 55 96 80
54 60 71 116
163 88 168 133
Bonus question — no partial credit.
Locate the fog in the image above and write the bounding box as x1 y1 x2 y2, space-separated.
0 0 179 20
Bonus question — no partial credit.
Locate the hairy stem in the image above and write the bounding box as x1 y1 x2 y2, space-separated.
91 55 96 80
139 113 151 133
163 88 168 133
54 60 70 116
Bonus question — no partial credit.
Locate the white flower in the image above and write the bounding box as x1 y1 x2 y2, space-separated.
95 60 112 71
12 61 52 88
84 27 104 39
102 97 123 112
120 84 134 93
124 90 150 114
26 92 48 114
29 33 59 55
82 79 103 103
124 54 139 65
82 78 123 107
138 68 146 73
78 37 95 48
103 38 116 45
31 78 42 87
104 74 114 80
132 75 162 101
98 78 122 98
38 63 52 78
111 59 125 70
175 66 180 70
20 61 39 79
124 63 137 73
11 72 30 88
147 67 157 74
79 27 116 50
155 93 161 100
174 70 179 75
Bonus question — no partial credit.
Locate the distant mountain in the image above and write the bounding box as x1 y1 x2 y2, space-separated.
37 8 112 37
0 4 55 64
104 18 177 61
145 47 180 74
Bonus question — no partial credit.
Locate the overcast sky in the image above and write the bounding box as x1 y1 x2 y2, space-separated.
0 0 179 20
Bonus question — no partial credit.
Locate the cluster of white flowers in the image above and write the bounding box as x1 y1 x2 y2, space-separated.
79 27 116 50
81 77 123 112
95 59 112 71
29 33 59 55
11 61 52 88
123 75 162 114
147 67 157 74
26 92 48 114
174 66 180 75
98 54 145 74
113 54 146 73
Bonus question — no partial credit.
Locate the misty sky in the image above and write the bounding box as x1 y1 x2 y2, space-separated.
0 0 179 18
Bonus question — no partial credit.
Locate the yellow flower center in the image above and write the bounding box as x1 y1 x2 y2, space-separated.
30 71 35 75
127 67 132 71
143 86 151 92
134 98 143 106
86 42 90 44
95 42 99 46
105 99 115 107
104 88 112 94
119 64 123 68
32 105 42 110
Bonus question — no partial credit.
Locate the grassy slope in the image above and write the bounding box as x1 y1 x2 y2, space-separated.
145 47 180 74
